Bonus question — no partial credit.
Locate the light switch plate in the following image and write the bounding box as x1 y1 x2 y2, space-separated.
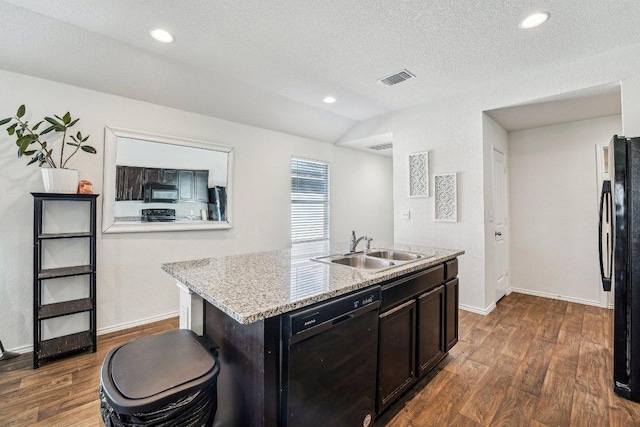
401 210 410 220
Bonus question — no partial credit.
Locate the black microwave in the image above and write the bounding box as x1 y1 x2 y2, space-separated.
144 183 178 203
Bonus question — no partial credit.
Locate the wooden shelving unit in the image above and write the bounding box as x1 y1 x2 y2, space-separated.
32 193 99 369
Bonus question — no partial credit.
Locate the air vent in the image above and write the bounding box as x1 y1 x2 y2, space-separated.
367 142 393 151
378 69 415 87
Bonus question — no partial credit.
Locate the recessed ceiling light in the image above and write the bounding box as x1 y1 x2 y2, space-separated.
150 29 174 43
519 12 550 29
323 96 336 104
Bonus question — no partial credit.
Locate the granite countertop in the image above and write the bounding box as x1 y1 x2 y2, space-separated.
162 242 464 324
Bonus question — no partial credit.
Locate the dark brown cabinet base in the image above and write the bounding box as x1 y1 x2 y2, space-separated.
201 256 460 426
417 284 446 376
376 259 459 415
377 299 417 413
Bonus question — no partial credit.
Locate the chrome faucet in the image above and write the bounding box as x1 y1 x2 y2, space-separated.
350 230 373 252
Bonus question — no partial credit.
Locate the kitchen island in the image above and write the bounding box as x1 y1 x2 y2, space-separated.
162 242 463 426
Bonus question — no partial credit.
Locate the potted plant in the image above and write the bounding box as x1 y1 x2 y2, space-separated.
0 104 97 193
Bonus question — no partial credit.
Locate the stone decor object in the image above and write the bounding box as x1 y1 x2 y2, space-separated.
408 151 429 197
434 173 457 222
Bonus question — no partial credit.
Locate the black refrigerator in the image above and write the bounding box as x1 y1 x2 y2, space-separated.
600 135 640 402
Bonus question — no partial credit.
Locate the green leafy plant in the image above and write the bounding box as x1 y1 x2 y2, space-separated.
0 104 97 168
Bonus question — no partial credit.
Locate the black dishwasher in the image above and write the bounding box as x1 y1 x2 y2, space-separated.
281 286 381 427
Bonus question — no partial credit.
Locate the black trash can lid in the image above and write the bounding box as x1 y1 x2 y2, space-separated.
110 329 216 400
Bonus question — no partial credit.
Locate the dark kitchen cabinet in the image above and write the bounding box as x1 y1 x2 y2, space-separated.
376 260 458 414
417 285 445 377
162 169 178 186
377 299 416 413
179 170 194 201
445 278 459 350
143 168 162 185
115 166 143 200
194 170 209 202
115 167 208 203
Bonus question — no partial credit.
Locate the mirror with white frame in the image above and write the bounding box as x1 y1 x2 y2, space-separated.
102 127 233 233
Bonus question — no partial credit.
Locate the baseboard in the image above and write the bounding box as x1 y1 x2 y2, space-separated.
4 343 34 355
510 287 607 308
97 311 179 335
5 310 179 355
460 303 496 316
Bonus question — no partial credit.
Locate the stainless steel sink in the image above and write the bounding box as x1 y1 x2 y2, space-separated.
311 248 433 272
331 255 395 270
366 250 424 261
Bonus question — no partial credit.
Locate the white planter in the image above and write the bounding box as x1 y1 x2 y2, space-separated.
41 168 79 194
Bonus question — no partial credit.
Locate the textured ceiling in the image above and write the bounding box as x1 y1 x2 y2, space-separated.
1 1 639 143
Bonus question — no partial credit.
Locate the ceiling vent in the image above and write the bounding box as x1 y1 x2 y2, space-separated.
378 69 415 87
367 142 393 151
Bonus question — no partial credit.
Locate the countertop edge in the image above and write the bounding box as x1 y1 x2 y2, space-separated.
163 248 464 324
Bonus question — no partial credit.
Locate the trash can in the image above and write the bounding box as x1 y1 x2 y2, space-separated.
99 329 220 427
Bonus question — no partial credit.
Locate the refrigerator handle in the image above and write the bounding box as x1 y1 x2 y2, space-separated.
599 180 612 291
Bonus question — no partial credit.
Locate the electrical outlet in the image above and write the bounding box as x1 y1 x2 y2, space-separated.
401 210 410 220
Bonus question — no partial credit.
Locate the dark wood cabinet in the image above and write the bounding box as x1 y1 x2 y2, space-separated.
376 259 459 414
143 168 162 185
178 170 194 201
194 170 209 202
162 169 178 186
115 166 144 200
115 167 208 203
445 278 459 350
377 299 416 413
417 284 445 377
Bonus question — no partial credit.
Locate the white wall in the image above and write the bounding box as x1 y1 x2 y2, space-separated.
348 42 640 313
508 115 621 305
482 114 509 310
0 69 393 352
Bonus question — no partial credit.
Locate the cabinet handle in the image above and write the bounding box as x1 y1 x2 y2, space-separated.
380 299 415 318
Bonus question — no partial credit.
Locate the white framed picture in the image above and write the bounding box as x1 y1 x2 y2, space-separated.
408 151 429 197
434 173 457 222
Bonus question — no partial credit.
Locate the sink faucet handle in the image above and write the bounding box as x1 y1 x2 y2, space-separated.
365 237 373 251
349 230 357 252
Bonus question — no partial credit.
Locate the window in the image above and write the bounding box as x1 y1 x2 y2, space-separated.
291 157 330 244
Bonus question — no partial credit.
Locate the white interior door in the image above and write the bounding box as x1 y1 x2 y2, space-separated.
493 149 508 302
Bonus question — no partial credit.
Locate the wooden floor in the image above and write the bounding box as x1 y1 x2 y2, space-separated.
377 292 640 427
0 317 179 427
0 294 639 426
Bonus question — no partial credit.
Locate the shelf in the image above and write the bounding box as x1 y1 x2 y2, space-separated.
38 265 93 280
38 232 92 240
31 192 99 200
33 193 98 368
39 298 94 320
39 330 94 360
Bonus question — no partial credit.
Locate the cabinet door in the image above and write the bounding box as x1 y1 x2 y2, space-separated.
143 167 162 185
377 299 416 413
179 170 195 202
162 169 178 186
417 285 445 377
125 167 144 200
115 166 126 201
445 278 459 351
194 170 209 202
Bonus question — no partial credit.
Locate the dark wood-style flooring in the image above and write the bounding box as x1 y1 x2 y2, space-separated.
0 293 639 426
377 292 640 426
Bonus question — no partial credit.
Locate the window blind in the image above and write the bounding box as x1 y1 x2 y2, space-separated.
291 158 330 243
